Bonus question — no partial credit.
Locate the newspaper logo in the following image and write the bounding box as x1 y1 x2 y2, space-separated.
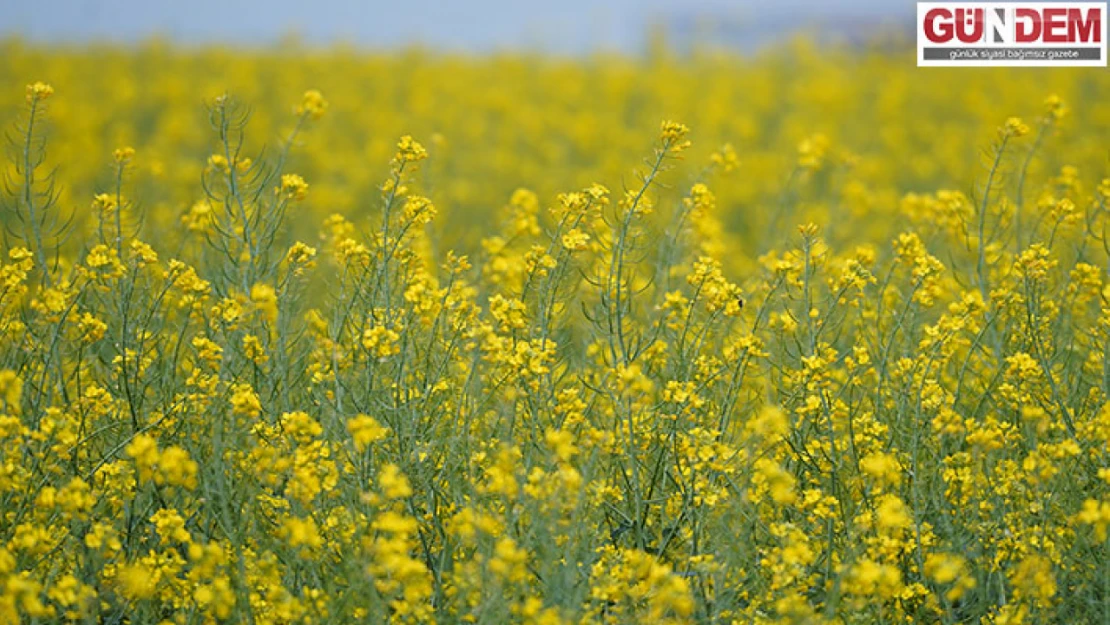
918 2 1107 66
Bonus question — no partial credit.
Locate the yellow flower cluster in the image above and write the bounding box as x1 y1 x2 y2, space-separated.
0 37 1107 624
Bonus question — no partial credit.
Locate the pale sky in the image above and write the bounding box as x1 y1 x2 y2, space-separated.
5 0 911 53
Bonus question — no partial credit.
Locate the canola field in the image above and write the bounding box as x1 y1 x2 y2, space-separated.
1 39 1109 623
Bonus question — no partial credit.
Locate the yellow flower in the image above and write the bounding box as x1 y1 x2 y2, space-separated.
659 119 690 148
116 561 158 600
151 508 192 544
1001 116 1030 138
860 451 902 490
158 445 199 490
402 195 436 225
544 428 577 462
395 135 428 163
113 146 135 164
846 558 903 599
279 173 309 200
1043 94 1066 121
560 228 590 251
242 334 268 365
378 463 413 499
0 370 23 409
753 458 796 505
285 241 317 269
1077 499 1110 542
798 133 830 170
280 410 323 444
207 153 230 173
229 383 262 418
281 515 323 551
874 494 912 533
92 193 118 215
297 89 328 119
193 576 236 619
251 283 279 323
125 434 160 482
362 324 402 358
489 294 527 331
57 477 95 519
348 414 389 452
488 537 529 583
925 552 976 601
1010 554 1056 605
26 81 54 103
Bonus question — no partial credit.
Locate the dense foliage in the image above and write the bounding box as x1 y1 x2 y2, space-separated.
1 40 1109 623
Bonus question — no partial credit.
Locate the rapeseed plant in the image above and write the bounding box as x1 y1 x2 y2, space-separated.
0 38 1108 624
